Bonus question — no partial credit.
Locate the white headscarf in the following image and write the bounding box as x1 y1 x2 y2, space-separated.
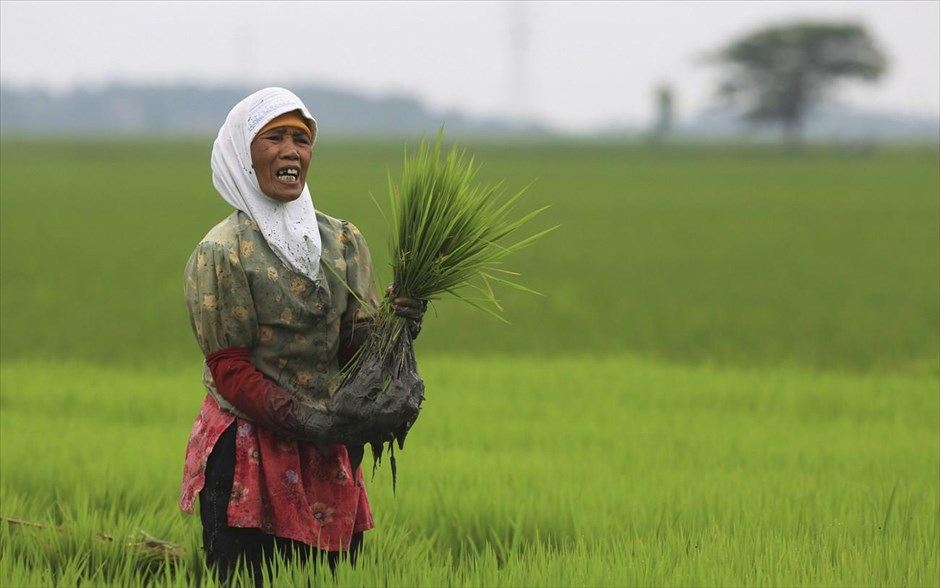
211 87 322 281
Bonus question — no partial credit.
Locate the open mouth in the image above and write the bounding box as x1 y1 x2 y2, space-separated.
276 167 300 183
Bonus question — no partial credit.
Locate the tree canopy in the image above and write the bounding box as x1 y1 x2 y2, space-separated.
710 22 887 144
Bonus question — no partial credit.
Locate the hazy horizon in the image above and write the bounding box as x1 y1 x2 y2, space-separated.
2 1 938 133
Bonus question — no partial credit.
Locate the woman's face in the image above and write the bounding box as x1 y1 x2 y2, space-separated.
250 125 313 203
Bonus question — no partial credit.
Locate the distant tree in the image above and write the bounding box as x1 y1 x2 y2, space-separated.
709 22 887 146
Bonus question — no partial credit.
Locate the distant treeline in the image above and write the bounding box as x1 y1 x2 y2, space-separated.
0 82 937 140
0 83 545 137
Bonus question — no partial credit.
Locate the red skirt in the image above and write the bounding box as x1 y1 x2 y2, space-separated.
180 395 374 550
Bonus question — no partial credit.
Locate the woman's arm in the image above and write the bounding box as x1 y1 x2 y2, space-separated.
206 345 421 447
205 347 339 443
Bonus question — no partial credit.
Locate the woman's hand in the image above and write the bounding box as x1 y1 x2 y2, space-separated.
386 284 428 337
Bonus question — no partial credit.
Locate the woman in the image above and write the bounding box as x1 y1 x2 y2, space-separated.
178 87 423 585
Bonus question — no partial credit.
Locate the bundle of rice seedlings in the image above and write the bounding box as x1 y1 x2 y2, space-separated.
329 130 555 486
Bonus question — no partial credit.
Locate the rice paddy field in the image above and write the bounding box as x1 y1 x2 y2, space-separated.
1 136 938 586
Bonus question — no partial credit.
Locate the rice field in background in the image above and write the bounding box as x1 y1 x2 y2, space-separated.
1 138 938 586
1 138 937 374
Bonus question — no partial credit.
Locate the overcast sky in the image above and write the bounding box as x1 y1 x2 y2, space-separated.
1 1 938 132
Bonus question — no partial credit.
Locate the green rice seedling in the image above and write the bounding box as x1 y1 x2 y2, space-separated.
330 130 556 484
348 129 555 368
387 130 554 315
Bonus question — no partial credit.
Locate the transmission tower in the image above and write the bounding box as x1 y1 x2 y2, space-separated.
507 1 531 119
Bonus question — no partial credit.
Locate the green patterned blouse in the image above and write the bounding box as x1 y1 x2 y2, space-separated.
184 210 380 418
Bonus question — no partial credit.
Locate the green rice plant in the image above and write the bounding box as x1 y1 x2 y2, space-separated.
351 128 556 369
388 130 554 314
328 130 556 483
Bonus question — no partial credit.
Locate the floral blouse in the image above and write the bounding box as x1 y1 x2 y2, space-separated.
179 210 380 550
